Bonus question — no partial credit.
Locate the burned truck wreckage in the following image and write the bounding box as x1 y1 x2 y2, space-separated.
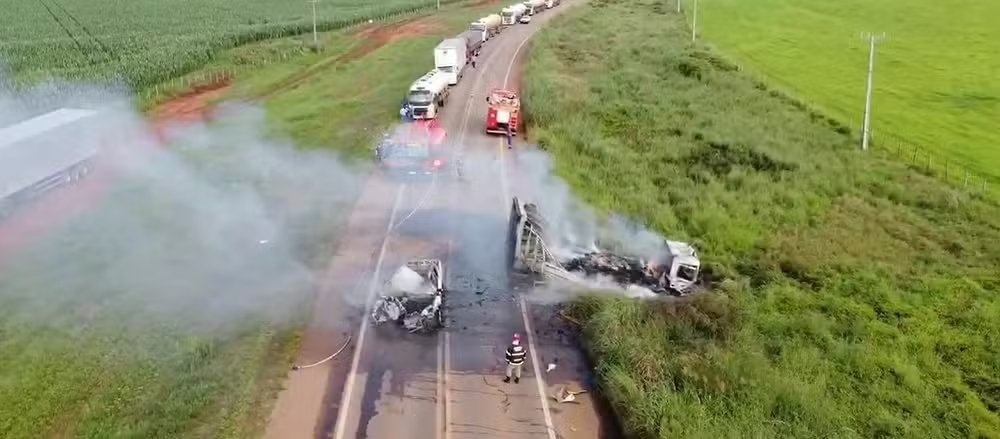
371 260 446 333
506 197 701 296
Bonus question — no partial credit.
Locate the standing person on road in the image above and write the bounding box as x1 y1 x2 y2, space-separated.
506 124 513 149
503 333 527 383
472 55 478 69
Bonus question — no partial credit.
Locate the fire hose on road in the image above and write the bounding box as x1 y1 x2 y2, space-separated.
291 335 353 371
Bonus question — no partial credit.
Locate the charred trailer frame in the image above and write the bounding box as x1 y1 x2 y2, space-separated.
506 197 702 295
506 197 574 281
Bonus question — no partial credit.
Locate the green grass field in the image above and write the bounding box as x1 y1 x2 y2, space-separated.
695 0 1000 181
524 0 1000 437
0 0 459 89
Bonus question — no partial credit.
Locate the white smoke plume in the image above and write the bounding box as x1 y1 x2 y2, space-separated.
0 76 364 335
515 148 677 260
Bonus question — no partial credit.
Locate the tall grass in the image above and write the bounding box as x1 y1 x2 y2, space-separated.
523 0 1000 437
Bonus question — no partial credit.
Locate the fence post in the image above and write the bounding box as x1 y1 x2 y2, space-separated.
926 155 931 173
964 171 969 189
944 160 949 181
911 147 917 164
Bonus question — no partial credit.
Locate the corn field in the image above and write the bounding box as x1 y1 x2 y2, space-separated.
0 0 461 90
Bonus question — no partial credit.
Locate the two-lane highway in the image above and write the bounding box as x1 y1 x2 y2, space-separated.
267 2 618 438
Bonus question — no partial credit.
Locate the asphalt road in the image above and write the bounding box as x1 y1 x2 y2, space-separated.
266 3 620 438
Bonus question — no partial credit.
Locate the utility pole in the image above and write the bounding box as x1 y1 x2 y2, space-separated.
437 0 440 10
677 0 681 13
860 32 886 151
310 0 319 47
691 0 698 42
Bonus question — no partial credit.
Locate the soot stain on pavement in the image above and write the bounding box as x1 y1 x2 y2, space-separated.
356 359 388 439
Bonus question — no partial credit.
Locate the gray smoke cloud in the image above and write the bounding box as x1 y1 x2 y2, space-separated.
0 76 364 335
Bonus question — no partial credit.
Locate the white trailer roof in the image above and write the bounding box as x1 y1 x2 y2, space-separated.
0 108 102 200
0 108 97 151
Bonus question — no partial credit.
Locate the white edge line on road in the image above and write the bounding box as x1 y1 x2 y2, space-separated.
332 183 407 439
501 25 558 439
443 331 452 439
436 329 445 438
520 295 558 439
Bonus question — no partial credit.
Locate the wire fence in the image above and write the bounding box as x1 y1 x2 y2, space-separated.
872 133 993 197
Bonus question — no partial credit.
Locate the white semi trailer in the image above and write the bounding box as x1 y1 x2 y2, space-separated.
469 14 502 42
434 38 468 86
0 108 103 218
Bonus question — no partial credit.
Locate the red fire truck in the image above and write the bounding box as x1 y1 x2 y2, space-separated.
485 88 520 136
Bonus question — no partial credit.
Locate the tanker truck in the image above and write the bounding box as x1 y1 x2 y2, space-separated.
406 69 450 120
500 4 527 26
469 14 501 42
523 0 546 15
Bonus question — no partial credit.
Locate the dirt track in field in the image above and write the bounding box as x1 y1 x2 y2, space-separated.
256 16 443 100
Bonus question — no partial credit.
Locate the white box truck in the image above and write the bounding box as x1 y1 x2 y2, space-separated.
434 38 468 86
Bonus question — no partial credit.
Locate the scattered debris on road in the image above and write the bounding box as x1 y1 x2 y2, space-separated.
550 385 588 404
371 260 446 333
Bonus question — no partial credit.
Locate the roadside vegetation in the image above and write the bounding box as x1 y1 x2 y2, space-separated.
523 0 1000 437
0 0 460 90
697 0 1000 181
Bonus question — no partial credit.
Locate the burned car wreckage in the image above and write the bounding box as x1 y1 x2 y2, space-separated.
371 259 445 333
506 197 701 296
